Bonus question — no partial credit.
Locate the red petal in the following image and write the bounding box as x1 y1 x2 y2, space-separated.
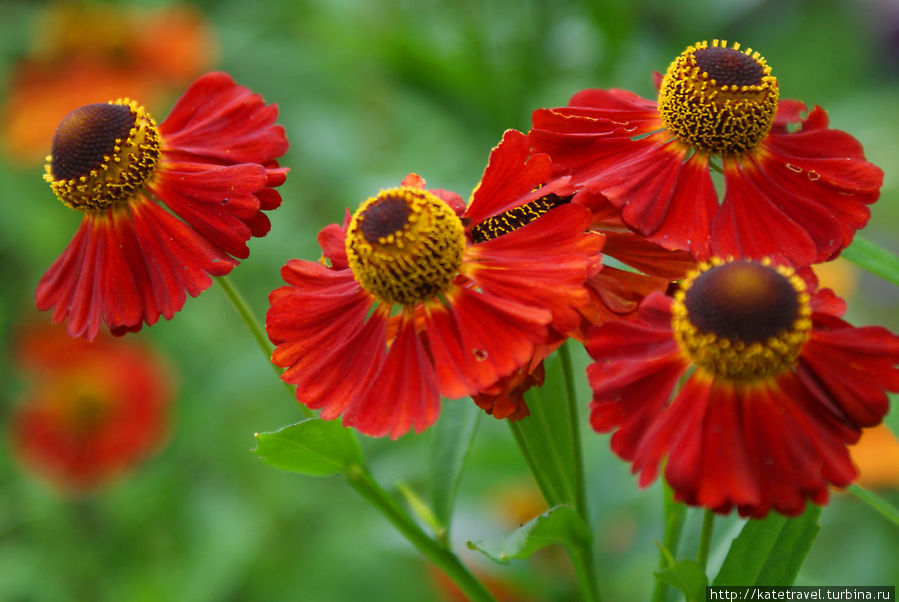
160 72 288 165
344 313 441 439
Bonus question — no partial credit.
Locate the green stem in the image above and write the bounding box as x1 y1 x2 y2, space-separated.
696 510 715 571
345 466 496 602
215 276 311 415
848 484 899 528
559 342 589 518
508 419 565 506
651 484 687 602
559 342 602 602
843 234 899 288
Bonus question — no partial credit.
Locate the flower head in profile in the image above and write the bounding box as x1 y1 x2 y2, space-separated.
10 323 173 494
37 72 288 340
530 40 883 264
266 130 603 438
586 257 899 517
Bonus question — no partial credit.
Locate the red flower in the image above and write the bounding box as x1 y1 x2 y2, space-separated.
530 40 883 264
266 130 603 438
586 257 899 517
36 72 288 340
10 323 174 494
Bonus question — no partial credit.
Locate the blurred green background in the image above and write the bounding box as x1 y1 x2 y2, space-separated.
1 0 897 600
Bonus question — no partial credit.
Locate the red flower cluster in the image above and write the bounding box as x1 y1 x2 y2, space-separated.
31 38 897 519
527 40 896 517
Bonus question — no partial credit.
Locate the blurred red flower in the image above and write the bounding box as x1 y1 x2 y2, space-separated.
10 323 174 494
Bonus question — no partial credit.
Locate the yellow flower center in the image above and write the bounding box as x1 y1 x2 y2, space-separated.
469 193 570 243
671 258 811 381
44 100 160 212
657 40 779 155
346 187 465 305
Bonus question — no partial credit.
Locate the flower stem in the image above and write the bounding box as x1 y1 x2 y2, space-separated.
651 484 687 602
696 509 715 571
559 342 602 602
848 484 899 528
215 276 310 415
345 466 496 602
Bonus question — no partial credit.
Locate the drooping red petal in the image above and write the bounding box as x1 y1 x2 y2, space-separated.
130 198 237 320
466 202 602 334
149 163 270 259
344 313 441 439
159 71 288 164
713 161 819 264
464 129 573 226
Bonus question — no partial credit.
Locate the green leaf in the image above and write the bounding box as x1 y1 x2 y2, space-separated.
253 418 363 477
713 504 821 586
848 484 899 528
429 400 480 532
467 505 590 564
654 559 708 602
843 235 899 287
509 351 580 508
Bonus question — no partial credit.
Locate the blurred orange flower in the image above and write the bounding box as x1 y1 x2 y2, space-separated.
9 322 175 494
0 2 217 163
850 424 899 490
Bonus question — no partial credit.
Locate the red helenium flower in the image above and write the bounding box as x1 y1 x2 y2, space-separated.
530 40 883 264
37 72 288 340
266 130 603 438
586 257 899 518
10 323 174 494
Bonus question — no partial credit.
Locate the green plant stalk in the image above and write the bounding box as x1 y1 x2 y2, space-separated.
221 275 492 599
848 484 899 528
696 510 715 571
215 276 310 415
843 235 899 287
345 466 497 602
651 484 688 602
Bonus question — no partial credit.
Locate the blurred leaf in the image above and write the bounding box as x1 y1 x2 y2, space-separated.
713 505 821 586
253 418 363 477
466 505 589 564
509 351 580 508
848 484 899 528
843 235 899 287
429 400 480 534
654 558 708 602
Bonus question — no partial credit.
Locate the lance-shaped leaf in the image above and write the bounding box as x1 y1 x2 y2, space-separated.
713 504 821 586
253 418 363 477
467 505 590 564
655 558 708 602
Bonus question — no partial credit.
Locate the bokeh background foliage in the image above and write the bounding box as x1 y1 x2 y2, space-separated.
1 0 897 600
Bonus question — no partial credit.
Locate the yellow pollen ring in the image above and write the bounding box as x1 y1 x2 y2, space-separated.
657 39 779 155
345 186 466 306
44 99 160 212
671 257 812 381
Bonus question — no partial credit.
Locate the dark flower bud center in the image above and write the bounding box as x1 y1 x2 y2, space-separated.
359 195 412 243
50 103 136 181
684 261 799 344
693 47 764 87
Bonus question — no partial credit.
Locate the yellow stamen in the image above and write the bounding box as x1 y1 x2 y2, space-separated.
657 40 779 155
671 257 811 381
346 187 465 305
44 99 160 212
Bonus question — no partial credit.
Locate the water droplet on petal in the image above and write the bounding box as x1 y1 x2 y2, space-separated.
807 170 820 181
785 163 802 173
473 349 488 361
